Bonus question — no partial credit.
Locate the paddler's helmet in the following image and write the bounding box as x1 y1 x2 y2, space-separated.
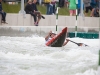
52 31 56 35
50 31 56 36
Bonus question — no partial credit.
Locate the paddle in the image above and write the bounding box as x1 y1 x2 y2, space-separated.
68 40 88 46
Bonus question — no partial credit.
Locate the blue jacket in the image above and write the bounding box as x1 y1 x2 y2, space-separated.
77 0 84 9
0 2 2 11
91 0 96 4
91 0 96 8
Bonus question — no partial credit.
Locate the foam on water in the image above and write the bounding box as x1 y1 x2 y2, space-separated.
0 36 99 75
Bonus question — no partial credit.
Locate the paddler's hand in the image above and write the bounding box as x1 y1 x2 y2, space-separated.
66 39 69 42
49 31 52 36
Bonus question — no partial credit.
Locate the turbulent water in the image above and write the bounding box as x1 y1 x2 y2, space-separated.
0 35 99 75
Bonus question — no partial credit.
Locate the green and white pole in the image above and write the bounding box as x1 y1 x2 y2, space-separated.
98 6 100 75
56 2 58 33
98 26 100 75
98 50 100 75
75 0 78 37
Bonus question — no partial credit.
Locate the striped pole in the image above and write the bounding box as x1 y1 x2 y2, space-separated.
56 2 58 32
75 0 78 37
98 27 100 75
98 4 100 74
98 50 100 75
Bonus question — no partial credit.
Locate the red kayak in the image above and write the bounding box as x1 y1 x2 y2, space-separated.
45 27 67 47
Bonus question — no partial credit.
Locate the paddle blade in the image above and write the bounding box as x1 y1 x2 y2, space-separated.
78 43 88 46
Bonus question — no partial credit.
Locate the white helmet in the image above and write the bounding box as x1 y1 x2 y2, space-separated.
52 31 56 35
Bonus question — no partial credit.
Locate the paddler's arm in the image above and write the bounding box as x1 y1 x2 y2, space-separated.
63 39 69 46
45 31 52 41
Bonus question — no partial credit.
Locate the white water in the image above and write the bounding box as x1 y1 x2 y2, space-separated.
0 35 99 75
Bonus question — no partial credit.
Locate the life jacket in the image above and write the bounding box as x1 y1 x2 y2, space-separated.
45 37 52 44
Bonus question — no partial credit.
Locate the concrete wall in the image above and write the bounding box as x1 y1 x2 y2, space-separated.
0 13 99 27
0 13 99 34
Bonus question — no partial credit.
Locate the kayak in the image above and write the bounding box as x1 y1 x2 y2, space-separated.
45 27 67 47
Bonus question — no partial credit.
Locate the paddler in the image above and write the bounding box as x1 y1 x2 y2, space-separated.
45 31 69 46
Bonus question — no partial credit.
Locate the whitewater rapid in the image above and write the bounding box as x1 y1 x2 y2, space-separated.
0 35 99 75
